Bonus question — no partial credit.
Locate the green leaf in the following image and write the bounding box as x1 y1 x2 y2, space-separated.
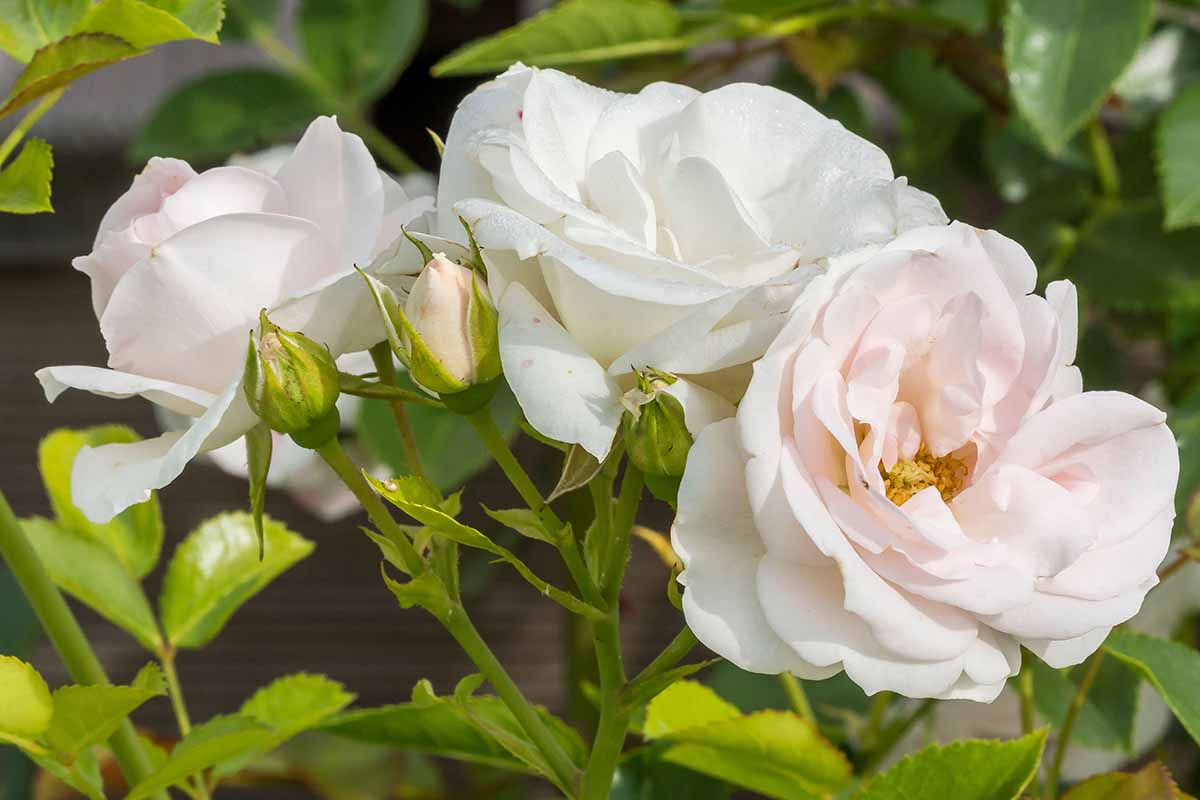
1064 202 1200 311
643 681 741 739
132 68 323 164
77 0 216 49
482 507 557 544
30 747 105 800
432 0 684 77
323 689 585 778
0 0 89 62
0 32 142 118
546 443 605 503
1004 0 1154 152
126 715 275 800
39 426 164 579
0 137 53 214
368 475 603 619
0 655 53 741
221 0 277 40
1062 761 1188 800
140 0 224 41
21 517 162 651
358 376 521 494
1031 654 1139 752
641 680 851 799
856 730 1047 800
1104 630 1200 747
42 668 165 757
159 512 314 648
1158 85 1200 230
241 673 356 741
922 0 989 33
299 0 427 102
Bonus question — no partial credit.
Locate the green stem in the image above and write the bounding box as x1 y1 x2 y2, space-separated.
315 438 423 574
160 651 212 800
601 466 644 605
1086 117 1121 200
250 26 419 174
468 410 601 605
580 614 629 800
1016 659 1044 798
779 673 816 726
1046 651 1104 800
627 627 697 691
860 698 936 776
369 344 428 481
0 89 63 167
0 491 165 798
439 604 582 795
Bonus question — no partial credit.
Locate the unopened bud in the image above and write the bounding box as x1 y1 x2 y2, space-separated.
243 310 340 448
403 253 501 407
621 369 693 478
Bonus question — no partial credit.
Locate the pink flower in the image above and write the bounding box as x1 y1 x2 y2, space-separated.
672 222 1178 701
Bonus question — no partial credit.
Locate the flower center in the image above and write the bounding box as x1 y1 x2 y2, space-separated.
882 447 968 506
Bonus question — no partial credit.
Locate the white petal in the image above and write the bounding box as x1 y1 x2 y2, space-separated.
70 381 253 522
99 213 337 394
276 116 384 268
520 67 616 197
662 378 735 437
36 365 214 417
1023 628 1112 669
673 420 823 675
498 283 623 459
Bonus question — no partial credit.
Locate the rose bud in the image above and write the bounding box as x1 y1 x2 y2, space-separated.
243 310 341 449
621 369 693 478
403 253 501 409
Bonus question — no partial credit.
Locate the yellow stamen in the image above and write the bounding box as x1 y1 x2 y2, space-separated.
883 446 968 506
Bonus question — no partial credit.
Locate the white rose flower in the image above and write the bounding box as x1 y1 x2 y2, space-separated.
37 117 435 523
437 64 946 458
672 222 1177 701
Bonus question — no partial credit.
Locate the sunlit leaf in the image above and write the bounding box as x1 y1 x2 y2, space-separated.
1158 85 1200 230
0 137 53 214
0 0 89 62
0 32 141 118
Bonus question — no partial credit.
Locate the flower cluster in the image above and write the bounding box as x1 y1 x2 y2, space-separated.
42 65 1176 702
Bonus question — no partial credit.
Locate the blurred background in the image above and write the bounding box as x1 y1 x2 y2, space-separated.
3 0 1200 797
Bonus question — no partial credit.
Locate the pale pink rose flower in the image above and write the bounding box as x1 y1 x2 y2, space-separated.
672 222 1178 701
37 117 436 523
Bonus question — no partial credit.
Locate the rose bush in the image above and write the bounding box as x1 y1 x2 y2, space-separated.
35 117 434 523
437 64 947 458
672 222 1178 701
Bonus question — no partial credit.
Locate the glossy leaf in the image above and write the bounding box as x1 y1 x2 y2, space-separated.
1062 762 1187 800
42 665 165 757
132 68 323 163
856 730 1047 800
0 137 53 214
39 426 164 578
357 375 520 493
432 0 684 77
643 681 740 739
0 0 89 62
159 512 314 648
77 0 215 49
1004 0 1154 152
1158 85 1200 230
0 32 141 118
22 517 162 651
241 673 356 741
0 655 53 741
299 0 427 102
1104 630 1200 747
126 715 275 800
1031 655 1139 752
